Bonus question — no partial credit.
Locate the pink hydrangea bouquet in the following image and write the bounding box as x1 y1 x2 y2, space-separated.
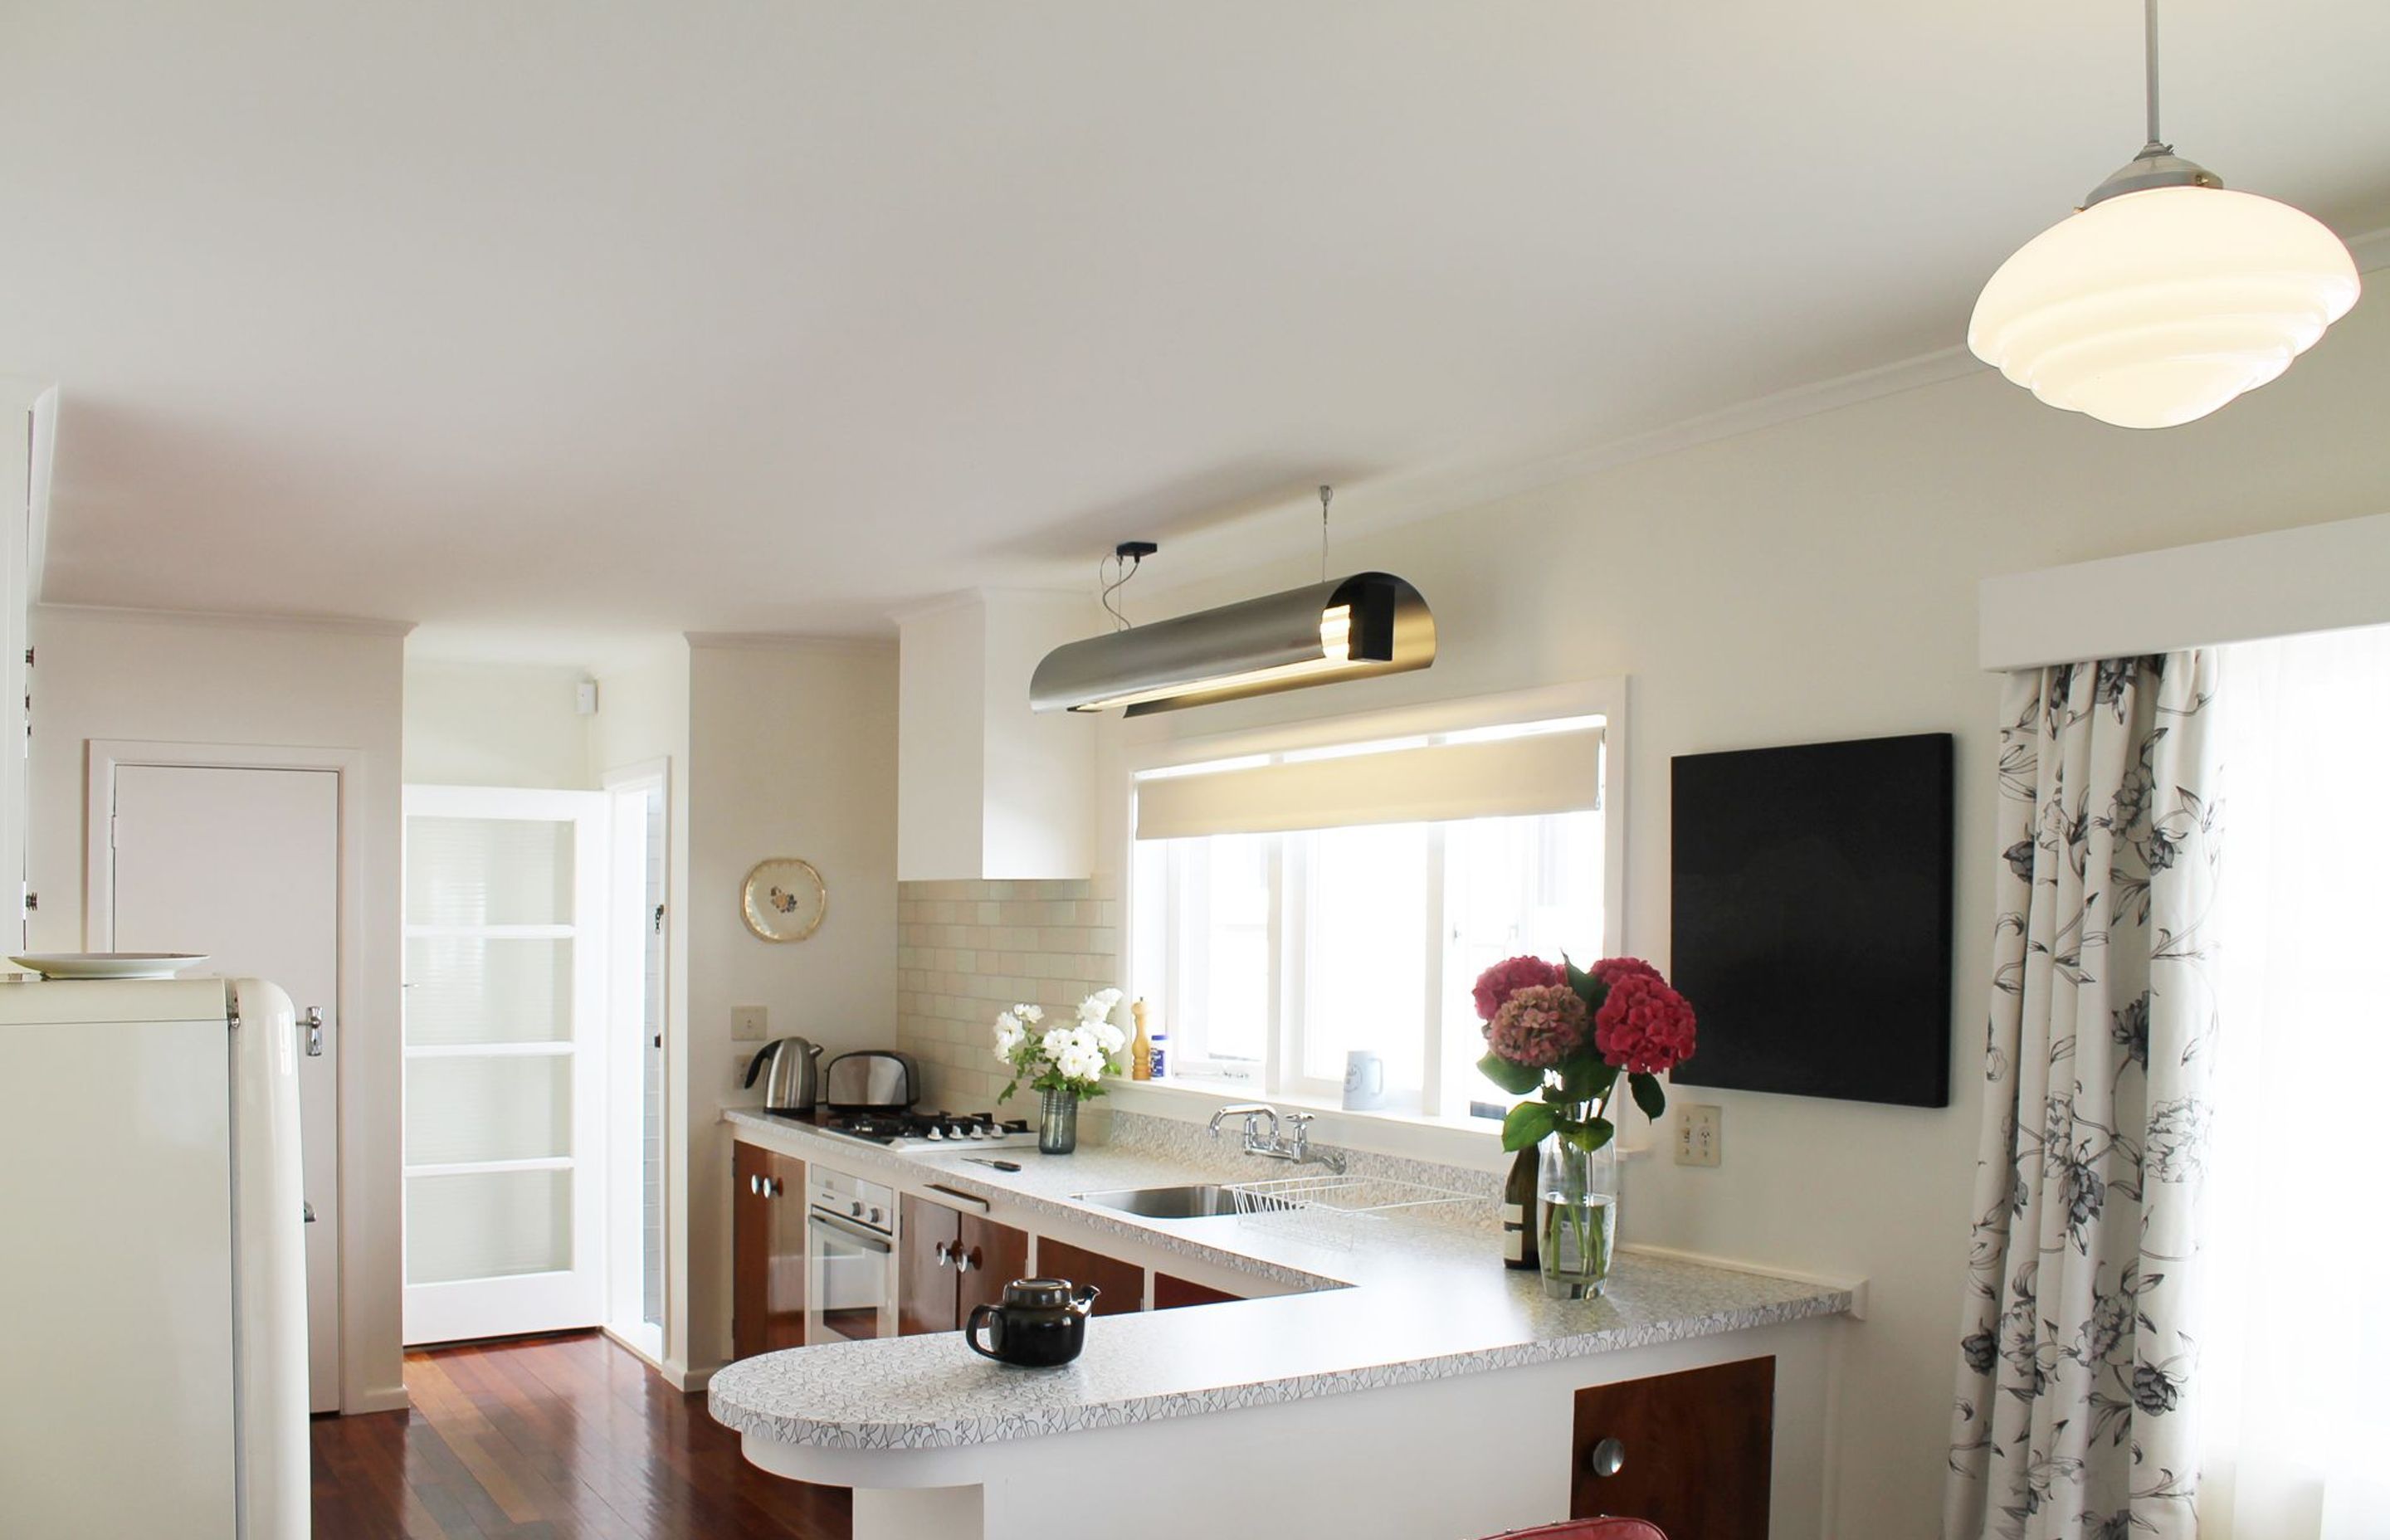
1475 953 1696 1153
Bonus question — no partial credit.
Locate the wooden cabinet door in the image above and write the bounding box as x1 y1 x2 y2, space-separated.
733 1143 771 1361
1153 1272 1241 1310
954 1212 1030 1320
1037 1237 1145 1315
733 1143 807 1359
760 1150 807 1352
1570 1356 1774 1540
898 1193 963 1336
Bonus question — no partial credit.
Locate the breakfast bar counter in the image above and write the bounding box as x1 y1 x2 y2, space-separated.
710 1109 1861 1539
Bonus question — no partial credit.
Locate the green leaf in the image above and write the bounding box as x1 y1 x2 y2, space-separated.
1564 1116 1617 1153
1564 953 1606 1011
1501 1099 1559 1153
1549 1055 1618 1106
1630 1072 1667 1123
1477 1050 1547 1097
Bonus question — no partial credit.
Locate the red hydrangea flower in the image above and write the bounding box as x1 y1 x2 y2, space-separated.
1486 984 1591 1069
1472 955 1565 1021
1592 968 1696 1074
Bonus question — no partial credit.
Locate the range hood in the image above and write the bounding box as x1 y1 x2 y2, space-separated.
1028 572 1434 716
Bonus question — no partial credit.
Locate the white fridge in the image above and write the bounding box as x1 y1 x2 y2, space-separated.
0 977 310 1538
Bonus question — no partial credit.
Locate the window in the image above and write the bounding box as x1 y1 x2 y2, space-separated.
1129 711 1609 1119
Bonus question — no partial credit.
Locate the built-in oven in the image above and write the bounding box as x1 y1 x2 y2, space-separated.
805 1162 899 1345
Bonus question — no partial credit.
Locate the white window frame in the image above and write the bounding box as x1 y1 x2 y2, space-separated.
1120 680 1629 1123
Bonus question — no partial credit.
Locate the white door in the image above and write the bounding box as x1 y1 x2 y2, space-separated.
402 785 608 1345
110 763 343 1414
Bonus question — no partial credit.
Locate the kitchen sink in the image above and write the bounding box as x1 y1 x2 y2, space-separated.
1074 1183 1241 1219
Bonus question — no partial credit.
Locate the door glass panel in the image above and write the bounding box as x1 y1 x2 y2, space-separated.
406 1169 572 1285
406 1056 571 1165
406 817 574 926
404 936 572 1045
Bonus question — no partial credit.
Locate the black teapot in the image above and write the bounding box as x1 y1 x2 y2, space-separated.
965 1278 1100 1367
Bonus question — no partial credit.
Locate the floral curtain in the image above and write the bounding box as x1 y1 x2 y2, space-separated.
1944 652 2223 1540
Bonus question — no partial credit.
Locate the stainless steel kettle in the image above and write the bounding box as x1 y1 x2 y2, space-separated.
742 1036 825 1113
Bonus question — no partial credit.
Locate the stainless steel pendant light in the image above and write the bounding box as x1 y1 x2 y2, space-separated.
1968 0 2360 428
1029 488 1436 715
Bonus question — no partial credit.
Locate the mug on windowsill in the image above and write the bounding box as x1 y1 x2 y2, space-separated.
1342 1050 1389 1113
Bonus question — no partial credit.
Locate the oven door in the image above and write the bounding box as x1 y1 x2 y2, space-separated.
805 1208 896 1345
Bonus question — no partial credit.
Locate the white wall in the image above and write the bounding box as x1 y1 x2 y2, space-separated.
402 660 594 788
684 638 900 1374
1100 295 2390 1537
26 605 410 1413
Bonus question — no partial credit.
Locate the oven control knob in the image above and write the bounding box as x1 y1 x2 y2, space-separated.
926 1127 945 1140
849 1200 863 1217
867 1206 883 1225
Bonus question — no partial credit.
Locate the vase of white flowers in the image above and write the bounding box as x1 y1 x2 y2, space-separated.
993 989 1125 1156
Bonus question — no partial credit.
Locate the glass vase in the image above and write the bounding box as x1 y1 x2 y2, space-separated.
1537 1128 1618 1299
1038 1088 1079 1155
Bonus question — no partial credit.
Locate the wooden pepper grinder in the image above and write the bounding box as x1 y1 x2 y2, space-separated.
1129 998 1154 1081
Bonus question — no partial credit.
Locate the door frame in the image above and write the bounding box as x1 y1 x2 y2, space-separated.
601 757 671 1369
84 738 366 1410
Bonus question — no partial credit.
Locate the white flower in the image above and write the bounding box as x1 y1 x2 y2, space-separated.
1041 1026 1074 1063
1090 1021 1126 1055
995 1010 1019 1035
994 1021 1024 1057
1056 1045 1104 1082
1017 1003 1044 1025
1076 987 1122 1026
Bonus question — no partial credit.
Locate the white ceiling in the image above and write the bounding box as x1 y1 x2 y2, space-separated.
7 1 2388 659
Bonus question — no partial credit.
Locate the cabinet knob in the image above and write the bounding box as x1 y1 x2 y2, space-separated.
1586 1437 1626 1479
749 1174 761 1196
934 1240 951 1268
955 1247 978 1274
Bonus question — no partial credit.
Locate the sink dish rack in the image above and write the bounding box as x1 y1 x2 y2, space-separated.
1225 1173 1486 1249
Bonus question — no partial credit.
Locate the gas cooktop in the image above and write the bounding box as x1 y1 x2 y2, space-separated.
793 1109 1038 1151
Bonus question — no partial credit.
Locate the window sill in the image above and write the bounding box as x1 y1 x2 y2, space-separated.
1097 1075 1651 1174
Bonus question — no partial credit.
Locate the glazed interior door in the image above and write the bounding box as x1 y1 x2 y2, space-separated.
402 785 608 1345
108 762 343 1413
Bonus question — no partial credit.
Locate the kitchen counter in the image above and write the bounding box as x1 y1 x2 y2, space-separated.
710 1107 1856 1455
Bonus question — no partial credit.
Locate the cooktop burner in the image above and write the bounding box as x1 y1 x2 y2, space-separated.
813 1109 1036 1150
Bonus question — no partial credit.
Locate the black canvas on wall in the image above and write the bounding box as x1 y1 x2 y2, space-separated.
1668 732 1954 1108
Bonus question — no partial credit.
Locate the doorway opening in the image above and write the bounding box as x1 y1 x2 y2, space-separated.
603 763 669 1364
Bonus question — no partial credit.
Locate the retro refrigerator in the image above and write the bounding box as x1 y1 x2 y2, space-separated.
0 977 309 1538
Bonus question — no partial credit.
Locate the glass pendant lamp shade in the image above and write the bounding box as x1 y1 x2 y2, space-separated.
1969 184 2361 429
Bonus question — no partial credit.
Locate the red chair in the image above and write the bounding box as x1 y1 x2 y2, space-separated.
1489 1523 1667 1540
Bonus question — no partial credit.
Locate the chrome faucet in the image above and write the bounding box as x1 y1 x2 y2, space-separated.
1207 1103 1348 1175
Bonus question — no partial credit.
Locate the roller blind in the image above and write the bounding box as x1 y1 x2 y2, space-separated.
1134 723 1602 841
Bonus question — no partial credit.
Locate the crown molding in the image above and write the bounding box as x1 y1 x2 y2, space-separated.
33 601 416 639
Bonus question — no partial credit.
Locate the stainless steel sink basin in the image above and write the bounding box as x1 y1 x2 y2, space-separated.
1074 1183 1241 1219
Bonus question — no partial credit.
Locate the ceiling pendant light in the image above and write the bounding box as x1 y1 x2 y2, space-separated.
1968 0 2360 429
1030 487 1436 715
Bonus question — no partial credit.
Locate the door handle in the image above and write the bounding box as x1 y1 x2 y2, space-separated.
302 1201 316 1224
301 1006 324 1057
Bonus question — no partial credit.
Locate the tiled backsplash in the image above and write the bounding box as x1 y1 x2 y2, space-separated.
895 876 1123 1109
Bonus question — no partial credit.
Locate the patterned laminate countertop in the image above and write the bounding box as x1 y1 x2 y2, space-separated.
707 1107 1853 1451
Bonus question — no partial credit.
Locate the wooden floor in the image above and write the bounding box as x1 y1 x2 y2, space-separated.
310 1333 852 1539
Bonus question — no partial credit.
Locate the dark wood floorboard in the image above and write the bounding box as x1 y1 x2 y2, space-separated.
311 1333 852 1540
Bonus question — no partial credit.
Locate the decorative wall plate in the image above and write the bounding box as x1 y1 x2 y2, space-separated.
741 859 827 943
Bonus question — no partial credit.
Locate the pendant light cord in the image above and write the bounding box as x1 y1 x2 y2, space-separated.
2144 0 2163 148
1319 484 1333 582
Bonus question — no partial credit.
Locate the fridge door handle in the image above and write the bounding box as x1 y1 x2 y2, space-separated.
301 1006 324 1057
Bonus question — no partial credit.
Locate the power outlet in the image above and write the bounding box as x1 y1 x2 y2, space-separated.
731 1004 769 1042
1675 1104 1722 1167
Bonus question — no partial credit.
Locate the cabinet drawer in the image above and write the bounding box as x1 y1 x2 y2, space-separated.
1570 1356 1773 1538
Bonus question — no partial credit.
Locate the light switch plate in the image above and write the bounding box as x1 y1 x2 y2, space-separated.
731 1004 768 1042
1675 1104 1722 1167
